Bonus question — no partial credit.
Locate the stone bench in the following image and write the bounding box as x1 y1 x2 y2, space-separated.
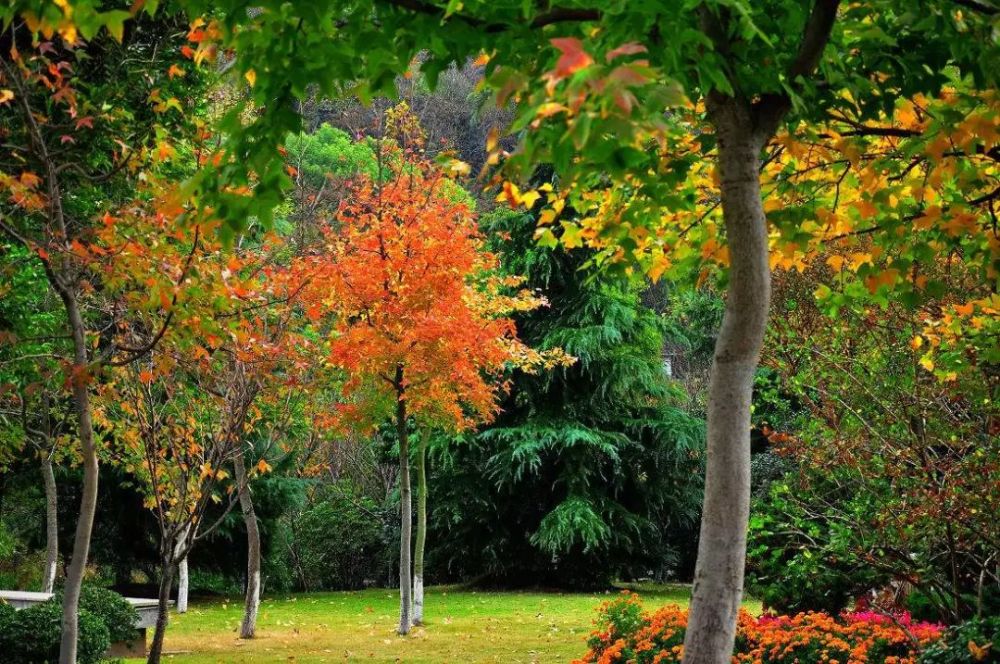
0 589 168 657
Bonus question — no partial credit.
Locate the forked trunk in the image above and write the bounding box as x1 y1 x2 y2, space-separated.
682 98 771 664
396 374 413 635
412 429 428 626
58 293 99 664
146 555 175 664
41 456 58 594
235 459 261 638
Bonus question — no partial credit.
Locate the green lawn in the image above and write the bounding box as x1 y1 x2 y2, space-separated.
128 583 757 663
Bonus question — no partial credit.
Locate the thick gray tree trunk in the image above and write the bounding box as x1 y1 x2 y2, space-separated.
41 456 58 594
412 430 428 626
682 98 770 664
681 5 838 660
174 524 190 614
58 294 100 664
235 459 261 638
395 370 413 635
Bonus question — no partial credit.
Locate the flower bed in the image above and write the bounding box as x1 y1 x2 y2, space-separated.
574 592 944 664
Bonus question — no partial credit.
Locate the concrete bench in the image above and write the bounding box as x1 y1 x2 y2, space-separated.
0 589 168 657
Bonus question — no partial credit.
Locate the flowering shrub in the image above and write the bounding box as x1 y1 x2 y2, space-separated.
574 592 945 664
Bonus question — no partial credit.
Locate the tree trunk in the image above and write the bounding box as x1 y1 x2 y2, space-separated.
234 459 261 639
396 373 413 635
58 293 100 664
682 99 771 664
41 456 58 594
174 524 190 614
412 429 428 626
147 555 175 664
176 557 189 614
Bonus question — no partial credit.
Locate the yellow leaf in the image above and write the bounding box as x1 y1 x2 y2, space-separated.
648 255 671 282
864 268 900 294
520 189 542 209
536 102 569 118
256 459 273 474
445 158 471 176
910 335 924 350
954 302 975 316
0 89 14 105
485 126 499 153
914 205 941 230
496 181 521 206
244 68 257 87
919 355 935 372
967 640 991 662
560 222 583 249
925 134 951 161
826 255 845 271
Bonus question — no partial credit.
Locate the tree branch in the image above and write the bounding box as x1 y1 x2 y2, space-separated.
753 0 842 141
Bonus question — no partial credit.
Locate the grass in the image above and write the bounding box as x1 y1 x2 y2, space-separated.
126 583 760 663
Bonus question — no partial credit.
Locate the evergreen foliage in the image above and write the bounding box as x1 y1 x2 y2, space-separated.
431 209 704 587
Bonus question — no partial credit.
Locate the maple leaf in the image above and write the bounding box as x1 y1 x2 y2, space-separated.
550 38 593 79
606 42 647 62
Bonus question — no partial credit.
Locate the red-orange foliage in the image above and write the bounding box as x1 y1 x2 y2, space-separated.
297 154 568 432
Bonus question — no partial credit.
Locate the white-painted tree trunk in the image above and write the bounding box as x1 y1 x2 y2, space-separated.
177 558 189 613
174 524 190 613
41 456 58 594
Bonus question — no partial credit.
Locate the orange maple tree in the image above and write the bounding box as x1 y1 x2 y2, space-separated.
294 146 569 634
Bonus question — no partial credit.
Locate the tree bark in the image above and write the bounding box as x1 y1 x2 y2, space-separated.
412 429 428 626
58 293 100 664
174 524 190 614
147 555 175 664
395 370 413 635
682 98 771 664
41 456 58 594
234 458 261 639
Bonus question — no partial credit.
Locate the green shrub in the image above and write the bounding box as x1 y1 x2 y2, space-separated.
920 616 1000 664
78 585 140 643
187 568 243 595
295 484 394 590
0 600 110 664
747 479 888 614
0 599 15 623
